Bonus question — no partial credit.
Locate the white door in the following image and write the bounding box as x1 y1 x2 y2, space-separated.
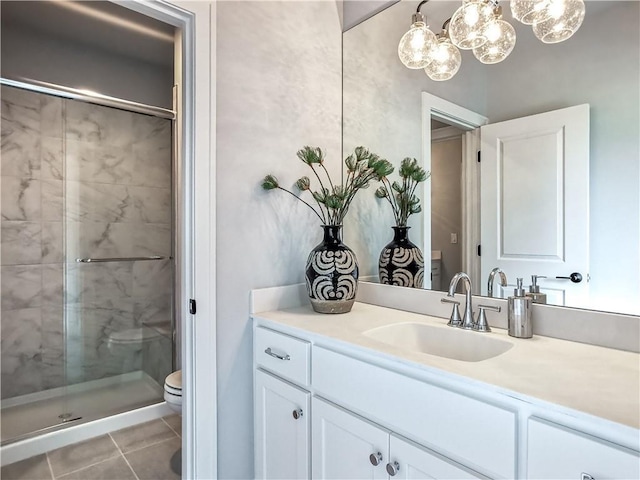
389 434 485 479
480 105 590 306
312 397 389 480
255 370 310 480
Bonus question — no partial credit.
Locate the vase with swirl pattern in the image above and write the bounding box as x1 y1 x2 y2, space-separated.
305 225 359 314
379 226 424 288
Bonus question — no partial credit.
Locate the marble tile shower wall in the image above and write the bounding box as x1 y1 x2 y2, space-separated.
1 86 173 400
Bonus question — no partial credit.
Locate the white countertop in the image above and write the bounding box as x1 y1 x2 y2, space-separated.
253 302 640 430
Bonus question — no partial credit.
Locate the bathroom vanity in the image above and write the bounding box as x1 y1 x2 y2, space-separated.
251 285 639 479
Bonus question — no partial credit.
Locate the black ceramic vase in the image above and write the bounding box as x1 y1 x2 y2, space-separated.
305 225 359 314
379 226 424 288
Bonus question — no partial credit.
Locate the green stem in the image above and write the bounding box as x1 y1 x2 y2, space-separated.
276 186 325 223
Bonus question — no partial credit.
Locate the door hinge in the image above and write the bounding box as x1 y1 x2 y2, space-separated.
189 299 196 315
477 245 481 256
477 151 481 163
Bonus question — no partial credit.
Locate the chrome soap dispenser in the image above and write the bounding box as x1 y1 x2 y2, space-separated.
526 275 547 304
508 278 533 338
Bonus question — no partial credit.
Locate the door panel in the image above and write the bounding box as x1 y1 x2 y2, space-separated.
390 434 485 479
481 105 590 305
312 397 388 480
255 370 310 480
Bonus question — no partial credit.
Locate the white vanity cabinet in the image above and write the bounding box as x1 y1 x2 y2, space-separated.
312 398 483 480
254 327 312 479
527 417 640 479
253 320 640 479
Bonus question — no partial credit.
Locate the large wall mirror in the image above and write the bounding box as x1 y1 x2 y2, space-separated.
343 0 639 316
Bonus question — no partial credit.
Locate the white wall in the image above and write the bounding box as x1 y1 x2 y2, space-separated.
0 25 173 109
216 2 342 477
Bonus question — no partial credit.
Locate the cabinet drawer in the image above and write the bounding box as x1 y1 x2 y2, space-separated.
255 327 310 386
527 417 640 479
312 346 516 479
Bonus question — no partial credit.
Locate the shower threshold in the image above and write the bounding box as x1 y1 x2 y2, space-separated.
0 371 164 445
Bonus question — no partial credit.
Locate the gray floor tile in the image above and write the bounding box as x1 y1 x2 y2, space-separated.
47 435 120 478
56 456 136 480
110 419 177 454
162 414 181 437
0 454 53 480
125 437 181 480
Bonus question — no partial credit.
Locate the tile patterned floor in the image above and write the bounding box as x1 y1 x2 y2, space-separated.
1 415 181 480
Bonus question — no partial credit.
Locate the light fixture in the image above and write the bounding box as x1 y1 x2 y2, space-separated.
510 0 552 25
397 7 437 69
425 20 462 81
532 0 585 44
398 0 585 81
473 7 516 64
449 0 495 50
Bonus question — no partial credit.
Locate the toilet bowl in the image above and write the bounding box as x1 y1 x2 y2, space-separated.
164 370 182 414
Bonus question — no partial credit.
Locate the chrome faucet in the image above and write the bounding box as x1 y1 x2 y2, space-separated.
446 272 475 329
487 267 508 298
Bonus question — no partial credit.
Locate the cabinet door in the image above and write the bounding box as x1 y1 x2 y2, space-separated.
389 434 486 479
527 418 640 479
312 398 389 480
255 369 310 480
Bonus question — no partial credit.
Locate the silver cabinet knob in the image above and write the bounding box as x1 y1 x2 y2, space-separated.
292 408 303 420
369 452 383 466
386 461 400 476
581 474 595 480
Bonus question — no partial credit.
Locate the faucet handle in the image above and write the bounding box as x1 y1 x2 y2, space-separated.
441 297 462 327
474 304 501 333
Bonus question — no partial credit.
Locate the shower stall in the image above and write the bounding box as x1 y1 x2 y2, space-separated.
0 79 176 445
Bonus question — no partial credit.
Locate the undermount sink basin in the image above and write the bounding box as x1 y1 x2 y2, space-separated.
363 322 514 362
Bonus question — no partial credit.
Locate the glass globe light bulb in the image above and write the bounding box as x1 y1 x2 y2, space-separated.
398 18 438 69
449 0 494 50
511 0 552 25
473 19 516 64
424 37 462 81
533 0 585 44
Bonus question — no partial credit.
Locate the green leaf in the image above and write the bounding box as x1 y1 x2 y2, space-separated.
375 186 388 198
261 174 279 190
295 176 310 191
325 195 344 210
391 181 404 193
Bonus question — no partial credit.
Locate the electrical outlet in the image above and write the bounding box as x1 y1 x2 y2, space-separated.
450 233 458 244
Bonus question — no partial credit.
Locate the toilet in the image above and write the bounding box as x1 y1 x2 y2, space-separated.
164 370 183 475
164 370 182 414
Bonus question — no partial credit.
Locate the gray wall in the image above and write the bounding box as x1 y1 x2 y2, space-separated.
343 1 640 309
431 137 463 290
216 2 342 477
1 25 173 109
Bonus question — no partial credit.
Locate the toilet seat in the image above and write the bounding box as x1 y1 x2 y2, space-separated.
165 370 182 390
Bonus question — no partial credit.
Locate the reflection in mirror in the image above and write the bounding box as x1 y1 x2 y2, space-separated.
343 1 639 316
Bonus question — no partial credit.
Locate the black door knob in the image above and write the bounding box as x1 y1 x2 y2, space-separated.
555 272 583 283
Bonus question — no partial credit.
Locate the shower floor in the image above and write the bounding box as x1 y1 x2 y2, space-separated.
1 371 164 445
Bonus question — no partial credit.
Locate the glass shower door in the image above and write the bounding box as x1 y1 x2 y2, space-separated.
62 98 174 420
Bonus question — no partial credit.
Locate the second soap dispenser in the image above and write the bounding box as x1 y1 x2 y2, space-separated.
526 275 547 304
508 278 533 338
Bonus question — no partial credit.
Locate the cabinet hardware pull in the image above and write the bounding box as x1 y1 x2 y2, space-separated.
292 408 303 420
386 461 400 476
264 347 290 361
581 474 595 480
369 452 383 466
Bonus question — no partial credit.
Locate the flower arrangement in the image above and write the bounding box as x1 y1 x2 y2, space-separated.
262 146 393 225
375 157 430 227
